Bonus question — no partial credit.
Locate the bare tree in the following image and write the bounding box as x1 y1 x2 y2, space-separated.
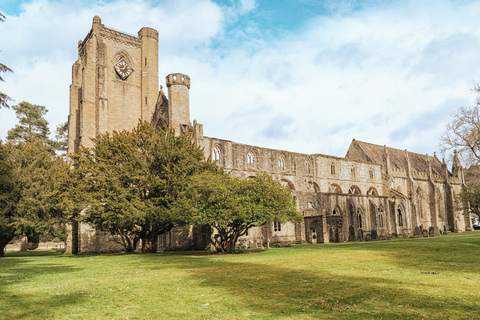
441 84 480 167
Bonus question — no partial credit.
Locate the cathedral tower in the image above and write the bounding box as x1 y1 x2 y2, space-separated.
68 16 159 154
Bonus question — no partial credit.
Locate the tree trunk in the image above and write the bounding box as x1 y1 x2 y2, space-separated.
20 236 28 251
0 234 14 258
141 226 159 253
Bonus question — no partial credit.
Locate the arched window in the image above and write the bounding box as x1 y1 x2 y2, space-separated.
280 179 295 190
331 162 335 175
333 206 341 215
351 166 356 177
348 185 361 195
307 201 313 209
367 187 378 196
357 207 364 228
305 160 311 174
378 206 384 228
329 184 342 194
398 207 403 227
247 151 255 166
369 167 374 179
417 188 423 219
212 145 221 162
278 157 285 171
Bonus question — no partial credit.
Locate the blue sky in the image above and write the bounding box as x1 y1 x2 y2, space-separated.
1 0 480 161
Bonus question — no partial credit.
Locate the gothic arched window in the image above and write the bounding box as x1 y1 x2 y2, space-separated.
278 157 285 171
212 145 221 162
305 160 311 174
247 151 255 167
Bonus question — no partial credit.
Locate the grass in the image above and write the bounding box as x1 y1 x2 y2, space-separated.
1 233 480 319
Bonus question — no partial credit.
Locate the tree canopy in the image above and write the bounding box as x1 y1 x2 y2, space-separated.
7 101 51 144
441 85 480 167
173 172 302 253
0 139 66 256
60 121 219 253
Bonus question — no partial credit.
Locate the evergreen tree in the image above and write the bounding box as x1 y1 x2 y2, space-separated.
0 139 66 256
53 121 68 157
7 101 51 144
60 121 218 253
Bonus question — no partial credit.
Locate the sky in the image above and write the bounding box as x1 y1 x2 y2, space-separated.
1 0 480 162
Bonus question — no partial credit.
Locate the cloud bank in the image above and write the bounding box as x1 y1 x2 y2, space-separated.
1 0 480 159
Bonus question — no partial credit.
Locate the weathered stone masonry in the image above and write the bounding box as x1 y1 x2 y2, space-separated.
67 17 472 253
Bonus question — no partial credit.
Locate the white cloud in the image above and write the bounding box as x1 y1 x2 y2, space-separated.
2 0 480 162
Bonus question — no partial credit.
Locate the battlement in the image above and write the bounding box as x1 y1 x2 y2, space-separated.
166 73 191 89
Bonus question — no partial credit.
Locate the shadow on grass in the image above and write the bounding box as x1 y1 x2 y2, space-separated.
0 250 86 319
129 234 480 319
159 257 478 319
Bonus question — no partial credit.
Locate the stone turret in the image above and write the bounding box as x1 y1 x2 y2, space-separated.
166 73 191 135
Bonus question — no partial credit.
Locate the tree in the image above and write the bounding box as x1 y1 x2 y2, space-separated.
173 172 302 253
441 85 480 222
53 121 68 157
0 139 66 257
0 12 13 109
440 85 480 167
60 121 218 253
7 101 51 144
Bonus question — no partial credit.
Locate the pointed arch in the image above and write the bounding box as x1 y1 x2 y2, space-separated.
378 205 385 228
278 155 285 171
367 187 378 196
348 185 361 195
329 183 342 194
357 206 364 229
332 205 342 215
397 204 405 227
111 49 135 68
246 150 256 167
280 179 295 190
212 144 222 163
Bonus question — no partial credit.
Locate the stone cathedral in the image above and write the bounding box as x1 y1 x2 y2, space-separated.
66 17 472 253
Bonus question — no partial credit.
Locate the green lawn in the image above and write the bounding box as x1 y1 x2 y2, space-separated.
1 233 480 319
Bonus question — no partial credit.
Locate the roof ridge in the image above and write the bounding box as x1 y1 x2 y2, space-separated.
355 140 441 163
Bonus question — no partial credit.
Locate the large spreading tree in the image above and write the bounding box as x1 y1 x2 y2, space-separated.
60 121 219 253
173 172 302 253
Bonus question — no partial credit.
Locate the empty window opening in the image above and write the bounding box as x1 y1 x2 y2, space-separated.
305 161 311 174
247 152 255 166
278 157 285 171
398 208 403 227
212 146 221 162
274 221 281 232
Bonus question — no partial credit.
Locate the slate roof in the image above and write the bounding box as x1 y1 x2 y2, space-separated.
353 140 447 176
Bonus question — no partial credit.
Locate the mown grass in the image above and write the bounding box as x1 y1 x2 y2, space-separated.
1 232 480 319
